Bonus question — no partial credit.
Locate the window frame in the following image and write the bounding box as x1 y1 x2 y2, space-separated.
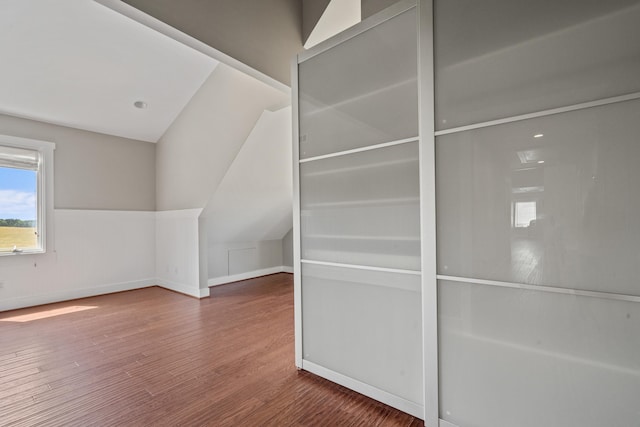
0 135 55 256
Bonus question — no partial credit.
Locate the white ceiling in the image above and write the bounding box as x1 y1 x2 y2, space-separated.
0 0 219 142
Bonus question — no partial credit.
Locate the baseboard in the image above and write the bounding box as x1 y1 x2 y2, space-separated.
1 266 290 311
208 266 293 287
0 279 156 313
156 279 210 298
282 265 294 274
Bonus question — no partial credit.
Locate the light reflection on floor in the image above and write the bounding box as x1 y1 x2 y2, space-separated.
510 237 543 284
0 305 97 323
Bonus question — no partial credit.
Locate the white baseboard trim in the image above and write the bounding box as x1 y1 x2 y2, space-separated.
0 266 291 312
208 265 293 287
156 279 209 298
0 279 156 313
301 360 424 419
440 419 459 427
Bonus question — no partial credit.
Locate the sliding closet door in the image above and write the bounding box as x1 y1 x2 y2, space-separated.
435 1 640 426
293 1 423 417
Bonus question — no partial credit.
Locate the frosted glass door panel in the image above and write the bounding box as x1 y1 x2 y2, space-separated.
439 279 640 427
436 99 640 295
302 263 423 404
298 7 417 159
434 0 640 130
300 142 420 270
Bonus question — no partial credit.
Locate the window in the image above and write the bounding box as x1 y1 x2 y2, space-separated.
514 201 537 228
0 135 55 255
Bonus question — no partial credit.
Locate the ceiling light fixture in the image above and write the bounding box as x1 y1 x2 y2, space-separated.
134 101 148 109
534 133 544 138
537 160 545 164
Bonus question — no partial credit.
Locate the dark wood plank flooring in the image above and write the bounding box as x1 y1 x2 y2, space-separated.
0 273 423 426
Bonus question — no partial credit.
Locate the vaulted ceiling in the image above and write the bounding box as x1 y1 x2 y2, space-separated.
0 0 218 142
121 0 304 86
0 0 309 143
0 0 379 143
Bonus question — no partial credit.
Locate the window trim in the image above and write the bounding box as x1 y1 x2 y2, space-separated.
0 135 55 256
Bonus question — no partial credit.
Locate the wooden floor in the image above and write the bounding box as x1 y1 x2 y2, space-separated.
0 273 423 426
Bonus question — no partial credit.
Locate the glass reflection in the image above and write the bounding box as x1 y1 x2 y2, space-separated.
300 142 421 270
303 263 423 405
439 279 640 427
436 98 640 296
298 7 417 159
509 157 545 283
435 0 640 130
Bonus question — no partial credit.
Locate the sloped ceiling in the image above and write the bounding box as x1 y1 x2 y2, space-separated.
304 0 361 49
361 0 400 19
0 0 218 142
303 0 332 43
156 63 290 211
121 0 303 85
203 107 293 243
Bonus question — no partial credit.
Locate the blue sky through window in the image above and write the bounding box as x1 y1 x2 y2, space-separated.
0 167 37 221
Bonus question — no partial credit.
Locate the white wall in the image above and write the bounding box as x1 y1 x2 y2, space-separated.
0 210 156 312
0 114 158 311
156 63 289 211
0 113 156 211
207 240 285 285
0 208 217 311
202 108 292 242
155 65 292 287
155 209 208 298
203 107 293 283
282 228 293 267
